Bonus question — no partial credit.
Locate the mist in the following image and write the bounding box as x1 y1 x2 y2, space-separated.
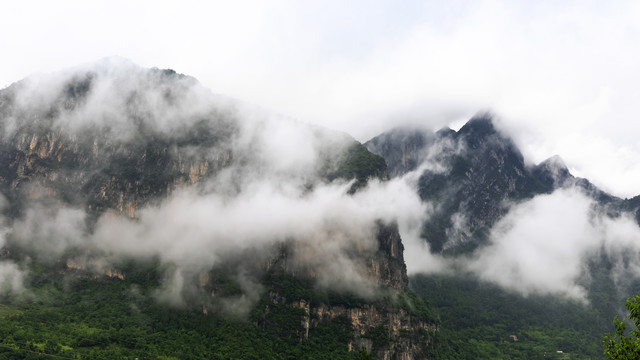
418 187 640 302
468 189 598 300
3 57 236 142
381 124 640 302
3 59 640 313
0 60 437 310
0 261 25 296
7 178 426 308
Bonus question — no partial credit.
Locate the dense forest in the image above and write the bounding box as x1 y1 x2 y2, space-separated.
411 271 632 359
0 263 357 359
0 260 436 360
4 266 634 359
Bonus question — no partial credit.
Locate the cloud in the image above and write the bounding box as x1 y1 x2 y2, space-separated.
87 176 432 283
0 261 26 295
2 61 431 309
5 59 235 142
465 188 640 301
3 161 437 306
0 65 433 307
44 177 420 306
366 167 448 275
599 215 640 288
11 204 87 260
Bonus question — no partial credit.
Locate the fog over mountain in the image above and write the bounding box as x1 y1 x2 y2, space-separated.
2 59 640 309
4 2 640 357
0 60 412 305
2 59 640 360
367 117 640 301
0 60 449 358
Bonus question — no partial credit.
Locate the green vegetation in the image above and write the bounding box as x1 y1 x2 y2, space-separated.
396 289 439 324
264 272 366 309
0 259 441 359
362 325 389 352
411 273 614 359
604 295 640 359
0 264 366 360
327 142 387 192
0 304 21 318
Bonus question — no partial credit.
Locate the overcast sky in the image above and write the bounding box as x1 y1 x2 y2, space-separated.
1 0 639 197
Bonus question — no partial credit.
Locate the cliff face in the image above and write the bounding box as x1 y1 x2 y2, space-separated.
0 63 238 221
365 128 434 178
288 298 437 360
0 127 233 219
247 222 434 359
0 60 437 358
626 195 640 225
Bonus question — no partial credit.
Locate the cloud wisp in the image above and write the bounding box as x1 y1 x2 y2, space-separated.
458 189 640 301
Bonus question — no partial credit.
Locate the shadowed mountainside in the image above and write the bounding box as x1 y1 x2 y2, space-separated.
367 115 637 254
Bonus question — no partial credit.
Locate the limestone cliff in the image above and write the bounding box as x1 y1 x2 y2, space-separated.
254 222 436 359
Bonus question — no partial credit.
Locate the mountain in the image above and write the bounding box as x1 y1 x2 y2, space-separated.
367 114 638 254
368 115 537 253
368 115 640 358
0 60 437 359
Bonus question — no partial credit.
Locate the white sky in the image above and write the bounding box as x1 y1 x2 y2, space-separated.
1 0 639 197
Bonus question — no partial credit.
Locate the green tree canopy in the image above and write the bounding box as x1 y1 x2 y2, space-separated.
604 295 640 359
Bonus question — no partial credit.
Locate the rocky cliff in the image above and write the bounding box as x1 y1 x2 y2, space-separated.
253 226 435 359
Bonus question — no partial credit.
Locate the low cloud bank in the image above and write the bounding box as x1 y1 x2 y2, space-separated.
5 176 432 307
468 189 598 299
406 188 640 301
0 261 25 296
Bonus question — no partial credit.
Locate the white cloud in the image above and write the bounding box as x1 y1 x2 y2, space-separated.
0 261 26 295
2 61 421 303
467 188 640 300
468 189 597 299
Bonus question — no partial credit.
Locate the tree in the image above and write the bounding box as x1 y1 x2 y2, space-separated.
604 295 640 359
358 346 375 360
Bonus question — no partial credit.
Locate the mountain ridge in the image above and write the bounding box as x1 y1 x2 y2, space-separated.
366 114 638 254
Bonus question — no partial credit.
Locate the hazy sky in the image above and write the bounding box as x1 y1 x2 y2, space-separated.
1 0 639 197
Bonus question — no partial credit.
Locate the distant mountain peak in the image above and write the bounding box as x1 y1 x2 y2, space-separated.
532 154 572 188
457 114 497 137
539 154 568 170
435 126 456 138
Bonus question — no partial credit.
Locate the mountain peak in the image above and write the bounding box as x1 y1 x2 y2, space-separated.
435 126 456 138
1 59 217 141
457 114 497 137
539 154 568 170
530 154 573 191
